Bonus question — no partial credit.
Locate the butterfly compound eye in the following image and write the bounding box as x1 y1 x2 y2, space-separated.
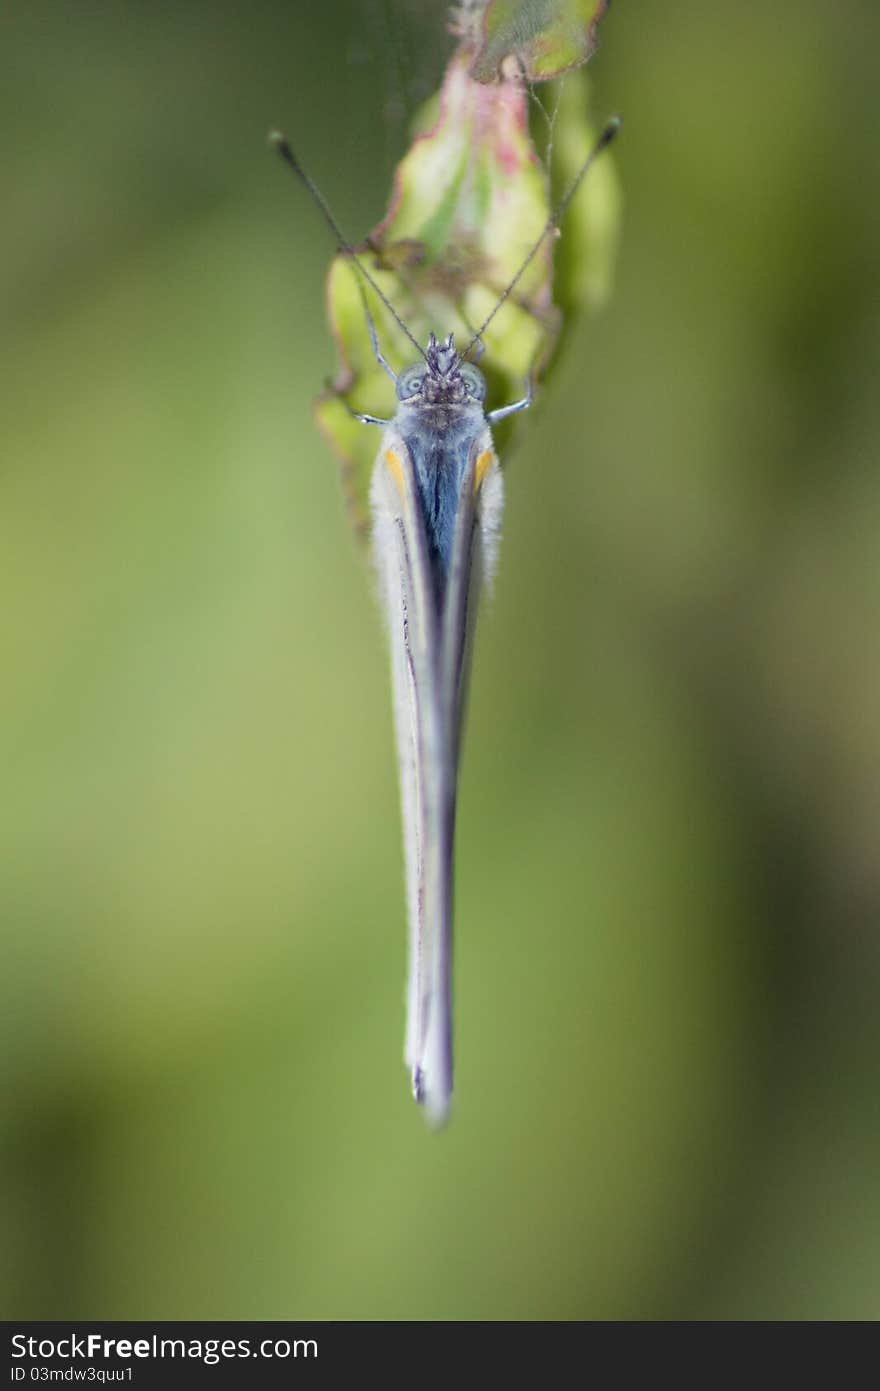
459 362 486 402
396 367 425 401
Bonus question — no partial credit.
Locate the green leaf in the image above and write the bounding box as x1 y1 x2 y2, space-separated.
464 0 612 84
544 76 622 318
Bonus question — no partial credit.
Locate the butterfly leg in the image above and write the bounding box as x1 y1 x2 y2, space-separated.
350 409 391 427
486 378 533 426
324 281 395 425
466 334 486 364
352 281 398 384
323 382 390 428
364 303 398 383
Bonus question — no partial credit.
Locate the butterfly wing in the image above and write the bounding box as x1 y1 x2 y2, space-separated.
370 426 503 1125
443 433 503 769
371 430 449 1118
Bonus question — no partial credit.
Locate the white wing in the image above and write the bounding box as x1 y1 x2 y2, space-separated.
370 427 503 1125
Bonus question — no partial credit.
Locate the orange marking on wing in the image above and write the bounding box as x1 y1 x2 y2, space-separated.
474 448 496 493
384 447 405 498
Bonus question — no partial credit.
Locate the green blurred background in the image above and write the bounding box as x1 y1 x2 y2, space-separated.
2 0 878 1319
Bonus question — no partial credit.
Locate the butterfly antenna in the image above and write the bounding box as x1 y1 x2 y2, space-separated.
461 115 621 362
269 130 427 364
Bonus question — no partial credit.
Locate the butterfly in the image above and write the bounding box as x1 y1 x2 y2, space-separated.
271 114 619 1124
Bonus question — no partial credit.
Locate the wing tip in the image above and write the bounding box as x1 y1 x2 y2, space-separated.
412 1064 452 1130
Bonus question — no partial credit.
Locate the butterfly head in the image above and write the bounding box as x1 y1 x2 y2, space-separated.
396 334 486 408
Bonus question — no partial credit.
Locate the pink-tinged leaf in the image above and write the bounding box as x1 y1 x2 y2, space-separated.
463 0 612 84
